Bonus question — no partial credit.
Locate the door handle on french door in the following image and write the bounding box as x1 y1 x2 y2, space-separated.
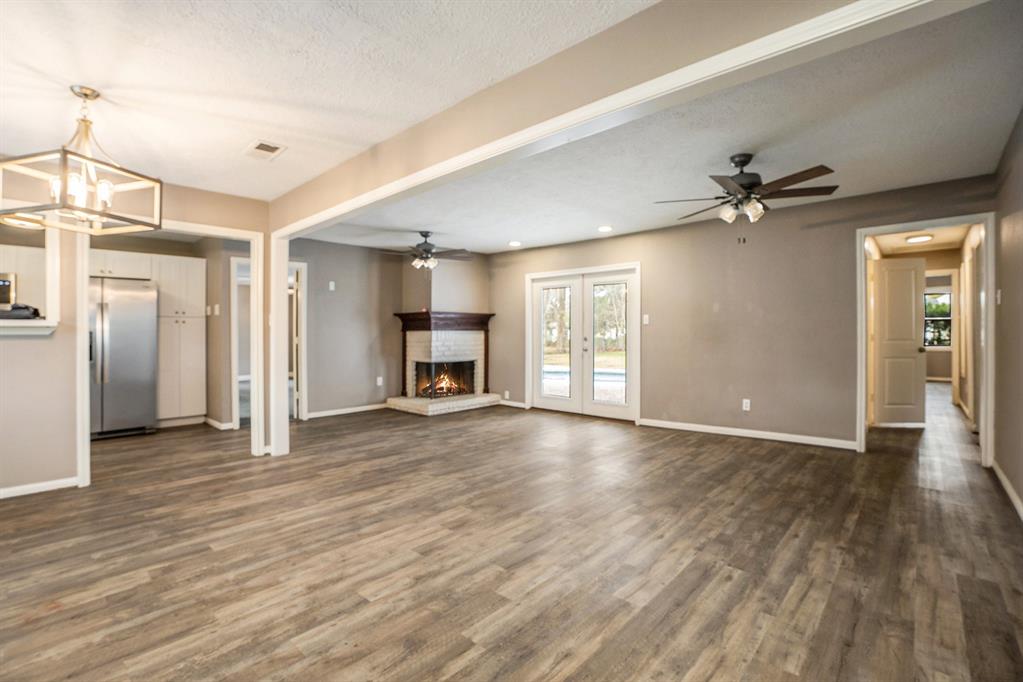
102 302 111 384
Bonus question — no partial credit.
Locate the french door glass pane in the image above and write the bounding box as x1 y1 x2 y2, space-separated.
542 286 571 398
592 282 626 405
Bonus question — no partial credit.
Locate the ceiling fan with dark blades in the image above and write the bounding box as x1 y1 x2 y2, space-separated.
378 231 471 270
656 153 837 224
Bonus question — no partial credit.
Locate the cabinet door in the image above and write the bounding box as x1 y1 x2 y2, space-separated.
153 256 184 316
157 317 180 419
178 316 207 417
89 250 108 277
105 250 152 279
181 258 207 317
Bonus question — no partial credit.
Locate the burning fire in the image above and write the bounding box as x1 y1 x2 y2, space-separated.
420 366 469 398
433 371 457 393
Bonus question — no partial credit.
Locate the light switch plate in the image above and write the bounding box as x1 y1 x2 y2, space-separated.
742 398 751 412
376 376 383 387
206 305 211 316
329 280 336 292
214 303 220 316
642 314 650 325
504 390 510 400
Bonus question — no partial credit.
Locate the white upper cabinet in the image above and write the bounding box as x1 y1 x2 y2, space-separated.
90 249 151 279
153 254 206 317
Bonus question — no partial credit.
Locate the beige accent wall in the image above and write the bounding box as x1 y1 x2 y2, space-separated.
269 0 853 230
887 248 962 269
289 239 403 411
995 107 1023 512
488 175 996 442
0 231 79 488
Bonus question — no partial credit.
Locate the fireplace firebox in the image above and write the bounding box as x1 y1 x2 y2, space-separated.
415 361 475 399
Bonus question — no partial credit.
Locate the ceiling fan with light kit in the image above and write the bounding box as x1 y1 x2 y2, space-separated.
656 153 838 225
379 231 472 270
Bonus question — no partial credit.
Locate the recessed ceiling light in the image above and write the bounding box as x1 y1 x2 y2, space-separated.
905 234 933 244
597 225 613 233
508 240 522 247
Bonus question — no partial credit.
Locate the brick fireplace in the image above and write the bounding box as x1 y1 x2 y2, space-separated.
386 311 501 415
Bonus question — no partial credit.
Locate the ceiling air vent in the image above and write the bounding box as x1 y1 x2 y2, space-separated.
244 140 286 161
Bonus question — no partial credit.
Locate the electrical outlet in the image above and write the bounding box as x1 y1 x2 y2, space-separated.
503 390 510 400
328 280 336 292
742 398 751 412
376 376 383 387
214 303 220 316
206 305 212 316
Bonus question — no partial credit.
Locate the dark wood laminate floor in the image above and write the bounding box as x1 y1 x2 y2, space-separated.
2 384 1021 681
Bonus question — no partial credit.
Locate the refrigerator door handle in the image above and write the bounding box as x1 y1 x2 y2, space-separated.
102 301 111 384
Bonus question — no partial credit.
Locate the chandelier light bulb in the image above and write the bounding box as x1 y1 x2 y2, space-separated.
412 258 425 269
96 179 114 210
425 257 439 269
66 172 87 208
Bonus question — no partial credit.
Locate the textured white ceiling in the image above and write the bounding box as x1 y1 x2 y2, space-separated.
875 224 970 256
0 0 654 199
312 0 1023 254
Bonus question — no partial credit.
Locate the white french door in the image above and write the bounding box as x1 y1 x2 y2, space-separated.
530 268 639 421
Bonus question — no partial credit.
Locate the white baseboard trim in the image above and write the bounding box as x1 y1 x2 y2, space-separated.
926 377 952 382
306 403 387 419
993 461 1023 524
157 416 206 429
637 418 857 451
499 400 528 409
873 422 927 428
205 417 233 431
1 476 80 499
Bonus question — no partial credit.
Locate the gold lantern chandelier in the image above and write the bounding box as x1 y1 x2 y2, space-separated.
0 85 162 235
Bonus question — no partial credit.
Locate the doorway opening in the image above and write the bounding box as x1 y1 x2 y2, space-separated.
857 213 995 464
231 258 307 429
525 263 640 423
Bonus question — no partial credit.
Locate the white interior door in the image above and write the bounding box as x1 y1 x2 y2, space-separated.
531 268 639 421
875 257 926 425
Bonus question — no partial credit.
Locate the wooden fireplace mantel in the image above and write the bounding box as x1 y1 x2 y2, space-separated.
395 311 496 394
394 311 495 332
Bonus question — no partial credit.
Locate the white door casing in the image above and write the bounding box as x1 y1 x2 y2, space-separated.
529 266 639 422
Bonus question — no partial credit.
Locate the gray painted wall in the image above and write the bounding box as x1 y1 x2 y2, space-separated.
488 175 996 442
995 108 1023 509
290 239 404 412
431 254 491 312
196 238 250 425
0 232 79 488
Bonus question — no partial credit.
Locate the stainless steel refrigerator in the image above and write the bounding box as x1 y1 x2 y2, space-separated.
90 277 158 437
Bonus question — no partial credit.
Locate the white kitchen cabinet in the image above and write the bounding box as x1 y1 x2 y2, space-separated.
157 316 206 419
90 249 152 279
153 255 206 317
157 318 181 420
178 317 207 417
